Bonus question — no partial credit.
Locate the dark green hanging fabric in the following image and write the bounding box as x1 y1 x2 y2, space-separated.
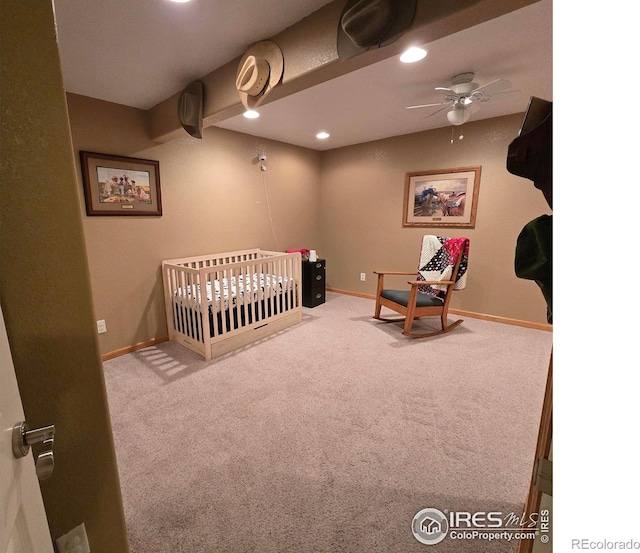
515 214 552 323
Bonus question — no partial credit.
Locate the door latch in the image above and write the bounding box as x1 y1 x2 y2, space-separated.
12 421 55 481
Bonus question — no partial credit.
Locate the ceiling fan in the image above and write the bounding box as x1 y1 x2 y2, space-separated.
406 72 516 126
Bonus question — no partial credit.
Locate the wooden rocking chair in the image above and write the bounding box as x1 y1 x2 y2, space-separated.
373 236 469 338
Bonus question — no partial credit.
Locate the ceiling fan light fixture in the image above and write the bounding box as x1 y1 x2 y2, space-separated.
243 109 260 119
447 106 472 126
400 46 427 63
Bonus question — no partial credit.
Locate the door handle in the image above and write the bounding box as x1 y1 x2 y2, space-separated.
12 421 55 481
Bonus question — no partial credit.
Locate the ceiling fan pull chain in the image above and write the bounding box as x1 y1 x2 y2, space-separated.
450 126 454 144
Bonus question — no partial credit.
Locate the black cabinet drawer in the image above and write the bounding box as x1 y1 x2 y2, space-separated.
306 288 325 306
306 261 325 272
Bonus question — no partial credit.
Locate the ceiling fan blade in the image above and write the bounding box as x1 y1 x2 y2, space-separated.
471 78 512 96
405 101 449 110
490 89 522 98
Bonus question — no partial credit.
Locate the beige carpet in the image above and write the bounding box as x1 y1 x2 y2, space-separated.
103 292 552 552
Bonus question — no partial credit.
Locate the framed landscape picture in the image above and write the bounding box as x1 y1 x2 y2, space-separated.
80 151 162 216
403 166 481 228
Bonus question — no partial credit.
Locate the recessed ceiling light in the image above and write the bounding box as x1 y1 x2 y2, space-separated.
243 110 260 119
316 132 330 139
169 0 191 3
400 47 427 63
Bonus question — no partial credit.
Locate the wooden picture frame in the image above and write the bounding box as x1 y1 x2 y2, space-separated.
80 151 162 216
403 166 481 228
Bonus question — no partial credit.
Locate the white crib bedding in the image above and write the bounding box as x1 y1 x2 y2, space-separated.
174 272 291 312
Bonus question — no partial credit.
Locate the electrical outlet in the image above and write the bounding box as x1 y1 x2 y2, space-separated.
96 319 107 334
360 273 366 282
56 523 91 553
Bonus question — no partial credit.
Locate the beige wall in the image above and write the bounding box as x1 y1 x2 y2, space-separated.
67 93 322 354
0 4 129 551
319 114 551 324
69 92 550 358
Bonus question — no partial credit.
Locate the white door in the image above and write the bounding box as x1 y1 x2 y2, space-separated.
0 305 54 553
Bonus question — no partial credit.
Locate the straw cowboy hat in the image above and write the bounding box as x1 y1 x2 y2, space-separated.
178 80 204 138
337 0 417 60
236 40 284 110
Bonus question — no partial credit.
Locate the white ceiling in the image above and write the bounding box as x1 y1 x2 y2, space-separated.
53 0 552 151
53 0 335 109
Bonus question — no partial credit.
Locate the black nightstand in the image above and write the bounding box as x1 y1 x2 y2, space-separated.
302 259 326 307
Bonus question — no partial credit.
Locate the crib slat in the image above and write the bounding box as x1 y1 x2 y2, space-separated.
273 258 280 315
253 261 263 324
210 269 220 339
241 265 251 329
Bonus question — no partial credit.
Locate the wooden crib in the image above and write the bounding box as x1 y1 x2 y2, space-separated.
162 249 302 360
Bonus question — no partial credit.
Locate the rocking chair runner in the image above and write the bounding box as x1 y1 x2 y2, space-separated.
373 235 469 338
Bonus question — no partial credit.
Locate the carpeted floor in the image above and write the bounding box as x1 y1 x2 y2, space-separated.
103 292 552 552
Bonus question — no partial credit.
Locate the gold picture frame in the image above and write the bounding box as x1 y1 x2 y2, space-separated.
403 166 481 228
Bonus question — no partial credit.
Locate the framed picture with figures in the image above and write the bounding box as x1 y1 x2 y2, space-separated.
403 166 481 228
80 151 162 216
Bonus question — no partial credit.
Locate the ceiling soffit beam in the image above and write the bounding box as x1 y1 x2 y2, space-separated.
146 0 540 143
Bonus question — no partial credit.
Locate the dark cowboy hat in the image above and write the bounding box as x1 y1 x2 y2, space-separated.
178 80 204 139
337 0 417 60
